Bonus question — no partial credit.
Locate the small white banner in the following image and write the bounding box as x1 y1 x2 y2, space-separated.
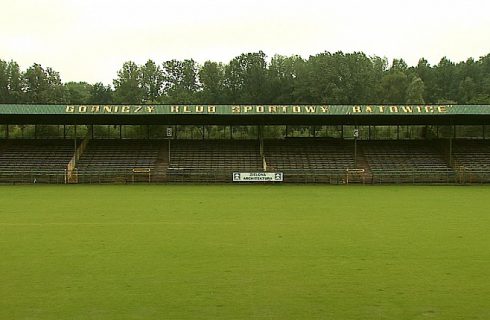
232 172 283 182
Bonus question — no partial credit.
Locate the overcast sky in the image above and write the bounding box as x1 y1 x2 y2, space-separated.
1 0 489 85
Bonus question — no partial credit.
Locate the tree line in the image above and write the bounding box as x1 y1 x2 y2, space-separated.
1 51 490 105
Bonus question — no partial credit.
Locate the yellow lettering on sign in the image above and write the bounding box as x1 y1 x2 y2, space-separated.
66 106 74 113
389 106 399 113
232 106 240 113
438 106 447 113
353 106 362 113
196 105 204 113
425 106 434 113
146 106 155 113
305 106 316 113
103 106 112 113
208 106 216 113
378 106 385 113
183 106 191 113
366 106 373 113
401 106 413 113
269 106 277 113
281 106 288 113
171 106 179 113
320 106 329 113
134 106 143 113
121 106 130 113
416 106 423 113
243 106 253 113
256 105 264 113
79 106 87 113
292 106 301 113
91 105 100 113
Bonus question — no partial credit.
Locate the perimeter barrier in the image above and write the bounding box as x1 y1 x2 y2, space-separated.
0 168 489 184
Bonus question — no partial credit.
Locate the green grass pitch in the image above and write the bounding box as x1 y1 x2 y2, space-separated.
1 185 489 319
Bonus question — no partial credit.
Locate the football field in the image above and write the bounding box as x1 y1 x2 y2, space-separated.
1 185 489 319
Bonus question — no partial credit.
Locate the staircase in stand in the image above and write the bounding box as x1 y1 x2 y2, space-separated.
152 141 169 182
354 147 372 183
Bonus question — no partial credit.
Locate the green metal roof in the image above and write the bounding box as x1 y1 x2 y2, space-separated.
1 104 490 126
1 104 490 115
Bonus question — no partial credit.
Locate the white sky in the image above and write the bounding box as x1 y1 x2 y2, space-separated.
1 0 490 85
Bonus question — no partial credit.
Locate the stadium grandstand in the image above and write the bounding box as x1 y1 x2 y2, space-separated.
1 104 490 184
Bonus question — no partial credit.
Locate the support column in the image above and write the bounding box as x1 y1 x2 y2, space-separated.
5 124 9 139
449 136 453 166
74 125 77 167
354 133 358 168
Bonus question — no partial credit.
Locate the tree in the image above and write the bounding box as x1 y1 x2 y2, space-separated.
458 77 476 104
89 82 113 104
391 58 408 72
414 58 437 103
161 59 200 103
298 52 385 104
268 55 304 104
113 61 143 104
433 57 458 103
23 63 65 103
0 60 23 103
6 61 23 103
406 76 425 104
380 71 408 104
199 61 225 104
140 59 163 103
65 82 92 104
0 60 9 102
224 51 269 104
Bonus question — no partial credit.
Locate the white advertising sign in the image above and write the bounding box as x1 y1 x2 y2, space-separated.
232 172 283 182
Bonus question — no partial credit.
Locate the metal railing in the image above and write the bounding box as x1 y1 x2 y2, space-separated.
0 169 68 184
455 168 490 184
370 168 456 184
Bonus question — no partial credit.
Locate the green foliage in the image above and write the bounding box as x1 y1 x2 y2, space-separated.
161 59 200 104
113 61 143 104
89 82 113 104
267 55 304 104
140 60 163 103
0 60 23 103
199 61 225 104
381 71 408 104
65 82 92 104
224 51 269 104
406 76 425 104
23 63 65 103
2 51 490 104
